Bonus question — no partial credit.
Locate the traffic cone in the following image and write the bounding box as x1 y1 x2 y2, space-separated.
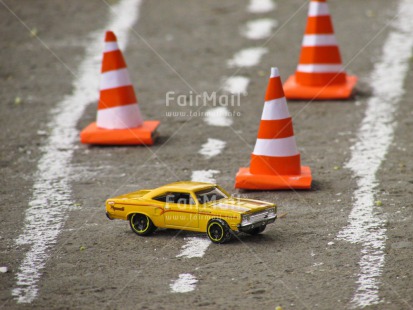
80 31 159 145
283 0 357 100
235 68 312 190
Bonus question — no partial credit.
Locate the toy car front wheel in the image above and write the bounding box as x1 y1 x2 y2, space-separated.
207 219 232 244
245 225 266 235
129 213 157 236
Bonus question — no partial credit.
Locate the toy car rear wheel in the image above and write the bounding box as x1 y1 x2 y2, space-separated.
207 219 232 244
129 213 157 236
246 225 266 235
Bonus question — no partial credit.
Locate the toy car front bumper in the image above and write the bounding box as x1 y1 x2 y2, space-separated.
237 215 277 232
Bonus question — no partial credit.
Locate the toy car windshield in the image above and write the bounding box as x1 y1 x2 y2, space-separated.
195 186 227 204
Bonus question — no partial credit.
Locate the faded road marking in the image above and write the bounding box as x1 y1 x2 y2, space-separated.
204 107 234 127
171 238 211 293
11 0 143 303
227 47 268 68
247 0 276 14
241 19 278 40
177 237 211 259
199 138 226 159
191 170 220 183
170 273 198 293
172 144 217 295
222 76 250 95
337 0 413 307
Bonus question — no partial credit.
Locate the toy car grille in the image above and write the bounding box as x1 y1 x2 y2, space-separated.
250 210 270 223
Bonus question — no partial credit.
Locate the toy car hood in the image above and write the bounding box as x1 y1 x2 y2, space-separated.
208 198 275 214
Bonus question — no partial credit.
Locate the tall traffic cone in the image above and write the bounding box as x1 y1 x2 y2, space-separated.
235 68 312 190
283 0 357 100
80 31 159 145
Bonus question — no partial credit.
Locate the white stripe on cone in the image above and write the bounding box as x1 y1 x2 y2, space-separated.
100 68 132 90
104 42 119 52
261 98 290 120
253 137 299 157
302 34 337 46
270 67 279 78
97 103 143 129
297 64 344 73
308 2 329 17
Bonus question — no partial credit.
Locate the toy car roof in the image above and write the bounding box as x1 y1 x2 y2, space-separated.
159 181 216 192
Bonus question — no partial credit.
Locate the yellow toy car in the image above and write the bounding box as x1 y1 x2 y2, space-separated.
105 181 277 243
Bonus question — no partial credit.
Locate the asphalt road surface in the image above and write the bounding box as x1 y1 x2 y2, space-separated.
1 0 413 309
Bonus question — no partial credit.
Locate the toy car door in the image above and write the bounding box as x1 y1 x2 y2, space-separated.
164 191 199 228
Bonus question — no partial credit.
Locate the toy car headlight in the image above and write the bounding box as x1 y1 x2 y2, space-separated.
268 207 276 217
241 214 251 226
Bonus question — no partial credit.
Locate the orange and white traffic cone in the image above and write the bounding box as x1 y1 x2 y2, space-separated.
235 67 312 190
80 31 159 145
283 0 357 100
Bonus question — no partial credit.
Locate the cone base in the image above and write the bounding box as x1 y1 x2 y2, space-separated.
80 121 160 145
283 75 357 100
235 166 312 190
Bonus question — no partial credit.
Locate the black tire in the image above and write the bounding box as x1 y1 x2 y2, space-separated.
206 219 232 244
129 213 157 236
246 225 266 235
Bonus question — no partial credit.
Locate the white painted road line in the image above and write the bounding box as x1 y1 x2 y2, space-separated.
170 273 198 293
176 237 211 259
227 47 268 68
171 146 217 295
178 0 274 297
337 1 413 307
191 169 220 184
222 76 250 95
241 18 278 40
199 138 226 159
171 208 212 294
171 238 211 294
11 0 143 303
207 3 274 130
247 0 276 14
204 106 234 127
205 76 248 129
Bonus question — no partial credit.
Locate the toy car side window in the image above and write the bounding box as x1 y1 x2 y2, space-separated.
172 192 195 205
156 192 181 204
153 192 170 202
